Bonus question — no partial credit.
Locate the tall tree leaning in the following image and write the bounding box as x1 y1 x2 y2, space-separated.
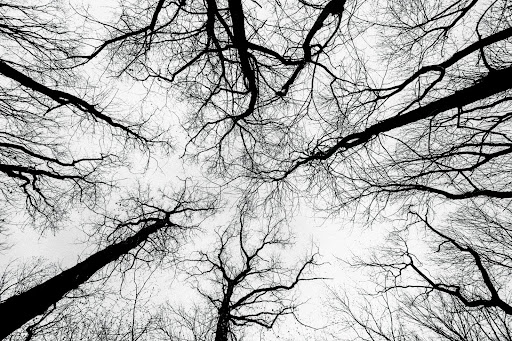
0 1 164 230
0 187 215 339
0 215 171 339
0 1 195 338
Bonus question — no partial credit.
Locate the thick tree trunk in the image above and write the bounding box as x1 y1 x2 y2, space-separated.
0 60 137 136
214 286 233 341
0 218 171 339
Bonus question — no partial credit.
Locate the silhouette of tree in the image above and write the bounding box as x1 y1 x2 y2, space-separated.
0 184 216 340
178 211 321 341
0 3 191 338
329 288 512 341
328 202 512 340
71 0 512 201
0 1 169 230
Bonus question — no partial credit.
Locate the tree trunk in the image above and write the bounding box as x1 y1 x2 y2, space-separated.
215 285 233 341
0 218 171 339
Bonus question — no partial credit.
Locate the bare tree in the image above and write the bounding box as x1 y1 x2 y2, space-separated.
0 184 216 339
328 201 512 340
179 212 321 341
20 210 321 341
0 3 192 337
3 260 161 341
68 0 512 197
66 0 359 178
328 287 512 341
357 205 512 313
0 1 170 230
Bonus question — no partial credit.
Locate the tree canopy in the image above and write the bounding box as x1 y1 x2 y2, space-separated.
1 0 512 340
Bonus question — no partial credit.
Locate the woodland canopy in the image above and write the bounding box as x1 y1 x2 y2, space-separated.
1 0 511 340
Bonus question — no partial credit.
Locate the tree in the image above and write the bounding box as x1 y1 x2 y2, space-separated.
0 2 201 339
326 202 512 340
4 209 320 341
0 184 216 340
79 0 512 334
328 287 512 341
178 212 321 341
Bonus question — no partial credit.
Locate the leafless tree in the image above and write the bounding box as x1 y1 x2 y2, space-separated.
328 201 512 340
0 0 170 231
3 260 161 341
0 184 216 339
10 210 321 341
357 205 512 312
329 276 512 341
328 287 512 341
179 212 321 341
0 3 197 338
69 0 512 200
